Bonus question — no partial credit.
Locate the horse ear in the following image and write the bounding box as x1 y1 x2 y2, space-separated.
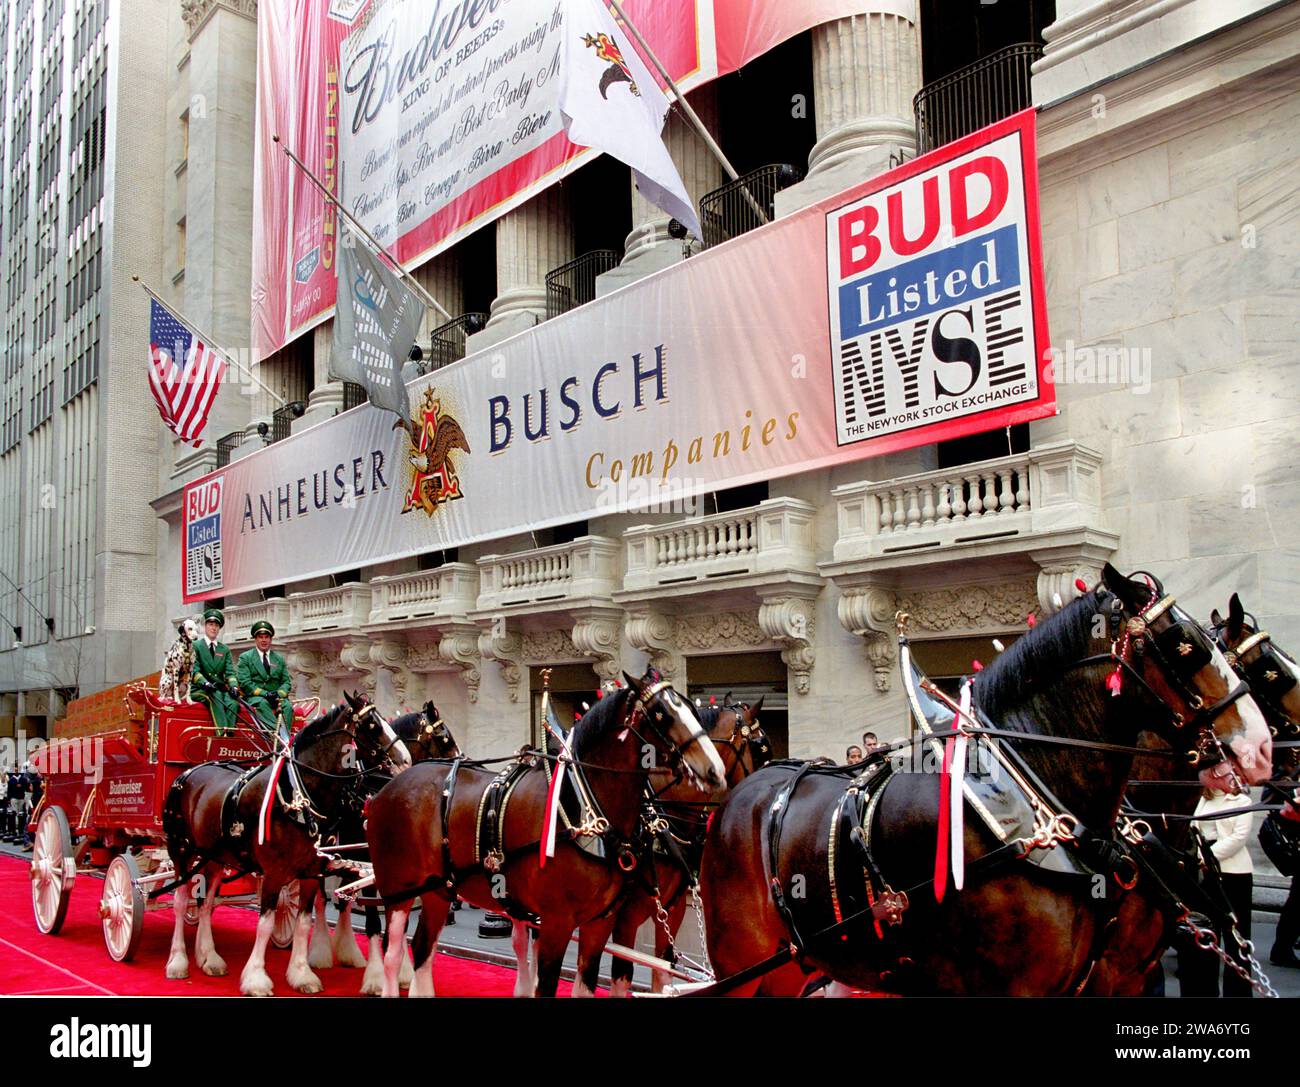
747 696 764 722
1210 608 1224 627
1227 593 1246 639
1101 564 1149 612
622 670 640 692
343 689 362 711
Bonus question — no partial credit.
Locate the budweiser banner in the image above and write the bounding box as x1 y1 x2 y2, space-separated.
191 109 1052 604
252 0 904 361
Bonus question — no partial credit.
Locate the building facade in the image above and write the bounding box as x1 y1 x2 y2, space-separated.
0 0 179 740
143 0 1299 771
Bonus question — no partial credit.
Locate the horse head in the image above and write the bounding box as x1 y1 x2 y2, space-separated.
719 698 772 786
622 668 726 791
340 690 413 775
1211 593 1300 774
1099 566 1271 789
419 700 461 758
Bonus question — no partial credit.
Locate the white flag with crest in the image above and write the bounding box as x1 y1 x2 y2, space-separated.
558 0 703 240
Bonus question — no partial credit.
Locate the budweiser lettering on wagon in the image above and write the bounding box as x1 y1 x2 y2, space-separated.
826 109 1052 447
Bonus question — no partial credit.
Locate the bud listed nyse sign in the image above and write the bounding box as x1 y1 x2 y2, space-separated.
826 109 1052 447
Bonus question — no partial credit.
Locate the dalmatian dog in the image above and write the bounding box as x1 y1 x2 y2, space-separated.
160 618 201 703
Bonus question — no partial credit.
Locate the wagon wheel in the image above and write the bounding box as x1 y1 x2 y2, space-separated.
100 853 145 962
272 880 299 949
30 807 75 935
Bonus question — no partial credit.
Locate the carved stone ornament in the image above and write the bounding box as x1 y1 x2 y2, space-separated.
181 0 257 38
478 628 523 702
437 631 482 703
895 582 1039 634
335 639 377 697
674 611 768 652
286 647 324 696
521 628 581 663
571 616 622 685
757 596 817 695
624 611 683 683
369 640 408 701
837 587 897 692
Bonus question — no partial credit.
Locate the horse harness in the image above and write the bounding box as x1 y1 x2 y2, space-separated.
756 585 1266 995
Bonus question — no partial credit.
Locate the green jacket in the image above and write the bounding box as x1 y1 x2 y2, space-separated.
192 639 237 694
236 649 292 702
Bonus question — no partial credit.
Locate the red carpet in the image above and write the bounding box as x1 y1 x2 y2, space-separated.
0 855 571 997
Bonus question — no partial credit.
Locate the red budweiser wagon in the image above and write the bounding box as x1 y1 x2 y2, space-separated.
27 680 314 962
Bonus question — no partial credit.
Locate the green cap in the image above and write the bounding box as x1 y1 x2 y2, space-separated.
203 608 225 628
250 620 274 638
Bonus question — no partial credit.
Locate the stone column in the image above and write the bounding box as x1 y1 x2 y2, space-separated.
297 319 344 430
182 0 259 454
777 3 922 214
597 86 724 292
467 187 573 352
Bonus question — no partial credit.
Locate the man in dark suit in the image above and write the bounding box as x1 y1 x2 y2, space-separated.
237 620 294 743
192 608 240 737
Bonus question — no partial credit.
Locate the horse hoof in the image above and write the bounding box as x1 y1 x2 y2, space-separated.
334 942 367 969
288 969 324 994
359 978 383 997
240 971 274 997
201 957 227 978
165 961 189 981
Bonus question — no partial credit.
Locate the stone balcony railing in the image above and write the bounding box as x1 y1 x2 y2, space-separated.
829 441 1105 564
622 498 818 592
287 583 374 635
220 599 293 645
366 563 479 624
477 536 622 611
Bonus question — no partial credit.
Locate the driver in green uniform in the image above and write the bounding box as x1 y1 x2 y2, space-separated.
191 608 240 737
236 620 295 744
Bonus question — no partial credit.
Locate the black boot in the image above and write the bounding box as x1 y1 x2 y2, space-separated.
1270 945 1300 968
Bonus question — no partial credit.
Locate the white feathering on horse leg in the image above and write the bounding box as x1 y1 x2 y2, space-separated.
380 907 409 998
398 940 415 989
195 880 227 977
511 921 534 998
307 897 335 970
286 897 324 993
360 934 385 996
408 953 435 997
332 900 368 968
165 882 191 980
240 910 277 996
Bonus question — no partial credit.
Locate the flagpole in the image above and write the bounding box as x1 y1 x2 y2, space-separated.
272 135 454 323
604 0 769 227
132 276 287 407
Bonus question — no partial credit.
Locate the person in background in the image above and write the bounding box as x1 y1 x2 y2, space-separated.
23 765 42 849
846 745 864 764
0 764 9 842
5 764 25 843
862 732 880 756
1177 781 1255 998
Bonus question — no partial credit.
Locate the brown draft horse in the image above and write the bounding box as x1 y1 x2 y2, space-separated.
1087 594 1300 995
366 668 726 997
570 699 771 996
305 701 461 994
699 566 1273 996
162 691 411 995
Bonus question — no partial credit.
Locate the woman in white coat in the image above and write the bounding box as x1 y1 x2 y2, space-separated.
1177 783 1255 998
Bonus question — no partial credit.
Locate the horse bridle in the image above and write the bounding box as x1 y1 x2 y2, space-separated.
1076 582 1255 771
628 679 714 780
1212 617 1299 726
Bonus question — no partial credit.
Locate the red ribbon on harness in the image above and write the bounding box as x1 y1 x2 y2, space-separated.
934 737 952 903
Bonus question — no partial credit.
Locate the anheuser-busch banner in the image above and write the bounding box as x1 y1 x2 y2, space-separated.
192 110 1052 604
252 0 912 361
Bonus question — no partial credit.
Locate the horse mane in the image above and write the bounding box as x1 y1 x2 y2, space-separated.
974 591 1106 731
571 687 635 759
293 700 351 748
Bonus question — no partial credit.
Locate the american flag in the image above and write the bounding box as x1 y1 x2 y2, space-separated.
147 298 227 447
